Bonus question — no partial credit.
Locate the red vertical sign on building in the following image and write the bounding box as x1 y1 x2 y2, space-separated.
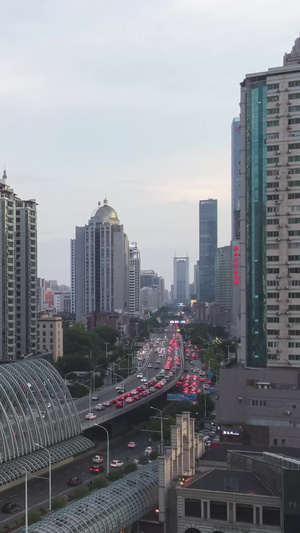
233 245 239 285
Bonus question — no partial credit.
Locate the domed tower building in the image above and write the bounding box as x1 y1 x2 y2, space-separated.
71 199 129 322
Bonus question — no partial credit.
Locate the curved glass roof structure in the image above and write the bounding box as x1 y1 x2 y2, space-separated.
0 359 83 478
28 461 159 533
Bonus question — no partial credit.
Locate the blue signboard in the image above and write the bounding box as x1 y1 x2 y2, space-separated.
167 393 197 402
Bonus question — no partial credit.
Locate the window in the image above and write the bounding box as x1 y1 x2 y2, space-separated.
267 95 279 102
268 83 279 90
289 342 300 348
288 218 300 224
267 280 278 286
267 157 279 164
289 305 300 310
266 132 279 140
210 501 227 521
267 267 279 273
267 293 279 299
289 130 300 138
236 504 254 524
185 529 201 533
267 108 280 115
267 169 279 176
267 329 280 335
289 255 300 260
267 317 279 323
289 117 300 124
289 243 300 249
267 120 279 127
289 93 300 100
266 218 279 225
289 80 300 87
185 499 201 518
267 145 279 152
289 106 300 112
262 507 280 526
267 230 280 237
288 143 300 149
267 256 279 262
289 354 300 360
289 230 300 236
266 243 279 249
267 195 279 201
266 182 278 188
289 267 300 273
288 156 300 162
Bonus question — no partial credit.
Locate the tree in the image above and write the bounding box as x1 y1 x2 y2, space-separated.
64 323 91 356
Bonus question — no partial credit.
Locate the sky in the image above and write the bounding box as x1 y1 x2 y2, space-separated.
0 1 299 289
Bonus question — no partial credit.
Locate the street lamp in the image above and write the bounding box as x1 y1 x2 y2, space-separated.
104 342 109 360
94 424 110 477
90 364 103 392
21 468 29 533
150 406 164 455
78 382 92 414
35 443 52 511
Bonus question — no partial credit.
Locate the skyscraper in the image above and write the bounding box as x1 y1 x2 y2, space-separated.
215 246 232 311
173 257 189 304
71 199 129 323
231 117 241 241
199 199 218 302
240 34 300 367
129 242 141 317
0 171 37 360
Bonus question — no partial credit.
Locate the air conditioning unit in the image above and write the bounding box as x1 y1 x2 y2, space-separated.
288 237 291 241
276 150 280 154
288 298 291 301
276 349 282 353
277 311 281 315
276 175 280 179
276 187 279 191
287 211 291 214
284 410 291 415
286 310 290 314
285 88 288 92
277 298 281 302
276 115 280 118
287 114 291 118
286 261 290 264
279 224 283 228
288 101 292 105
288 125 292 130
277 237 281 241
276 286 281 290
286 224 290 227
276 335 281 338
277 274 281 279
285 286 289 290
286 188 290 191
288 323 292 327
288 274 292 278
288 150 292 153
276 200 281 204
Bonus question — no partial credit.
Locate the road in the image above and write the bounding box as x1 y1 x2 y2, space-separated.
0 427 154 529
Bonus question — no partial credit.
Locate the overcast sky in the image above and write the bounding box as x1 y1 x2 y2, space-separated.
0 1 299 288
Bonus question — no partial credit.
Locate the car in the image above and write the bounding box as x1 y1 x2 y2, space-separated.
92 455 104 463
67 477 82 486
127 441 137 448
1 502 20 514
95 403 104 411
148 364 153 368
110 459 124 468
85 412 96 420
203 384 210 390
92 394 100 401
103 400 113 407
144 446 153 455
137 373 143 378
141 378 147 383
126 396 134 403
149 387 155 393
117 389 125 395
90 465 105 474
116 401 124 408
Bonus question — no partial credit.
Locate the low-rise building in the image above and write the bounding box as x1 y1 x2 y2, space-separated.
37 314 63 361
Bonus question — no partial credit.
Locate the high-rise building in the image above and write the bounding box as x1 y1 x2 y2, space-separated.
215 245 232 312
240 35 300 368
231 117 241 241
173 257 189 304
199 199 218 302
71 199 129 323
129 242 141 317
0 171 37 360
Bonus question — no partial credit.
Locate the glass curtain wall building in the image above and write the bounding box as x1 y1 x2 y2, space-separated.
199 199 217 302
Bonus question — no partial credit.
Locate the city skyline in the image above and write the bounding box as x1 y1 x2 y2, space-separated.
0 3 299 287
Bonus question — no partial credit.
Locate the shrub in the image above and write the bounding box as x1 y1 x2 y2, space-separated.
123 463 138 474
150 451 158 461
51 496 68 510
107 469 124 482
73 486 89 500
28 511 42 525
92 478 109 489
137 455 149 465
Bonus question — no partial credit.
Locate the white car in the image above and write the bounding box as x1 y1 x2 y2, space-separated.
95 403 104 411
141 378 147 383
144 446 153 455
92 455 104 464
126 397 134 403
203 384 210 390
127 441 137 448
92 394 99 401
148 364 153 368
137 373 143 378
85 412 96 420
149 387 155 393
110 459 123 468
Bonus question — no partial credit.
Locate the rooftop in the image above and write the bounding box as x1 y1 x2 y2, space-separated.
188 468 274 496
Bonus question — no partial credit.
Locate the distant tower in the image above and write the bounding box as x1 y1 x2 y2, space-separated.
129 242 141 317
199 199 218 302
173 257 189 305
71 199 129 322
